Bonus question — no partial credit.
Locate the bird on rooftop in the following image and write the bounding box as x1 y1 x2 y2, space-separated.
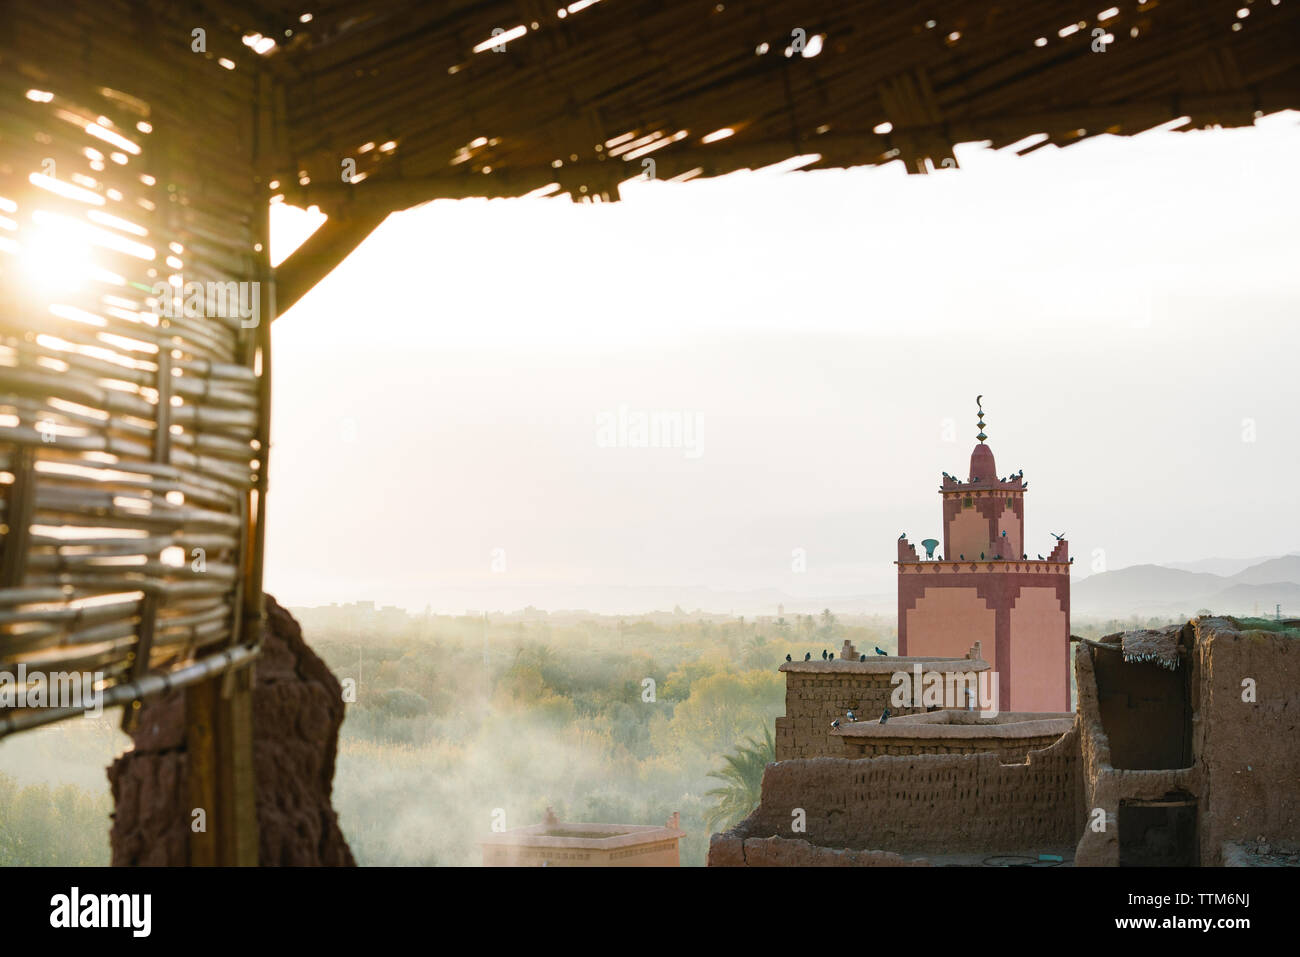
1037 554 1044 560
937 554 943 561
804 652 812 661
831 719 840 729
1051 532 1064 541
1023 482 1029 490
821 649 827 660
875 646 887 656
1001 530 1007 537
828 652 835 660
899 532 906 540
879 708 891 724
785 654 792 662
980 552 985 560
847 710 856 722
960 554 965 561
859 654 866 662
1022 553 1028 560
1069 557 1075 564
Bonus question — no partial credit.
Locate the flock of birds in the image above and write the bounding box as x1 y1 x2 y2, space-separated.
784 646 889 664
904 526 1074 564
784 648 893 725
830 707 892 729
940 469 1026 486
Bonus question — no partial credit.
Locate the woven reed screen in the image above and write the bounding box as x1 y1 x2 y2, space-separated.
0 4 271 736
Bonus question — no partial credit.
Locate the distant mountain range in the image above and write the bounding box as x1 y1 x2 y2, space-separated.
1072 554 1300 618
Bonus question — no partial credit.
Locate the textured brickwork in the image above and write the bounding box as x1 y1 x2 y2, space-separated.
775 671 925 761
746 726 1082 854
841 732 1065 762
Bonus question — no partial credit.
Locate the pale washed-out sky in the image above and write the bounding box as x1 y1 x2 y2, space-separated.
265 114 1300 614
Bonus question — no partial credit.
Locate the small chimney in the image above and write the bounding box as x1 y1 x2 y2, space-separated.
841 640 857 661
666 811 681 830
543 806 559 827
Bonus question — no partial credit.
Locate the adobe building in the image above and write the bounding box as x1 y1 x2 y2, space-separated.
897 398 1070 712
775 638 991 760
709 616 1300 867
481 809 684 867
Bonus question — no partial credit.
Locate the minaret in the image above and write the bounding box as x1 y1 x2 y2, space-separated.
942 396 1026 563
896 397 1071 712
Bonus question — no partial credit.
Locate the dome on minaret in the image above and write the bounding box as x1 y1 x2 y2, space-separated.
969 442 996 482
969 394 994 481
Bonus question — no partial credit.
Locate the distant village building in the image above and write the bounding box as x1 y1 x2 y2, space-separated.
897 398 1070 712
481 809 684 867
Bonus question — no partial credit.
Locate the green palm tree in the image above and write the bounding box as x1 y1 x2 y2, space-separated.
704 725 775 834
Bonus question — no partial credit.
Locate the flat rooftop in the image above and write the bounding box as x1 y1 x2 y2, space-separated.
834 711 1074 740
780 656 989 675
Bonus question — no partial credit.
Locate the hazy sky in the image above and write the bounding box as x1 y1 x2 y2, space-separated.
265 114 1300 614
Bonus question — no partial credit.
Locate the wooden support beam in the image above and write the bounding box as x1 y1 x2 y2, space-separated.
186 666 259 866
273 210 388 316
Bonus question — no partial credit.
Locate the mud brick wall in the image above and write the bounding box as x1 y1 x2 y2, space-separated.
1075 619 1300 866
775 672 925 760
1073 640 1201 866
1193 619 1300 862
746 726 1082 854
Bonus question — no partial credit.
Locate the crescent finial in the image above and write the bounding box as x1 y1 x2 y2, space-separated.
976 395 987 443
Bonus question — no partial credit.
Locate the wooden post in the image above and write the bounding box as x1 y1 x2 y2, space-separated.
186 664 259 865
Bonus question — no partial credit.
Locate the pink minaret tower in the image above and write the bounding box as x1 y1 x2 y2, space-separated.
897 397 1071 712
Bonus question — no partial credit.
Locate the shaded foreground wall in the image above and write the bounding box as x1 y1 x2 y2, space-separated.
1075 618 1300 866
714 725 1081 863
109 596 354 865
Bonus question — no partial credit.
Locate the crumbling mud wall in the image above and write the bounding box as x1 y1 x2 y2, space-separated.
731 725 1082 856
1075 618 1300 866
1073 639 1201 866
109 595 355 865
1193 618 1300 862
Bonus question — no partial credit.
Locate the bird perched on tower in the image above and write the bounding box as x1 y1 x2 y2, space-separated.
859 654 866 662
879 708 891 724
874 646 887 656
804 652 811 661
785 654 792 662
846 710 856 722
821 649 827 660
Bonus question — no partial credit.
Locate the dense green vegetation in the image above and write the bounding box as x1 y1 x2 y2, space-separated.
314 609 892 866
0 774 112 866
